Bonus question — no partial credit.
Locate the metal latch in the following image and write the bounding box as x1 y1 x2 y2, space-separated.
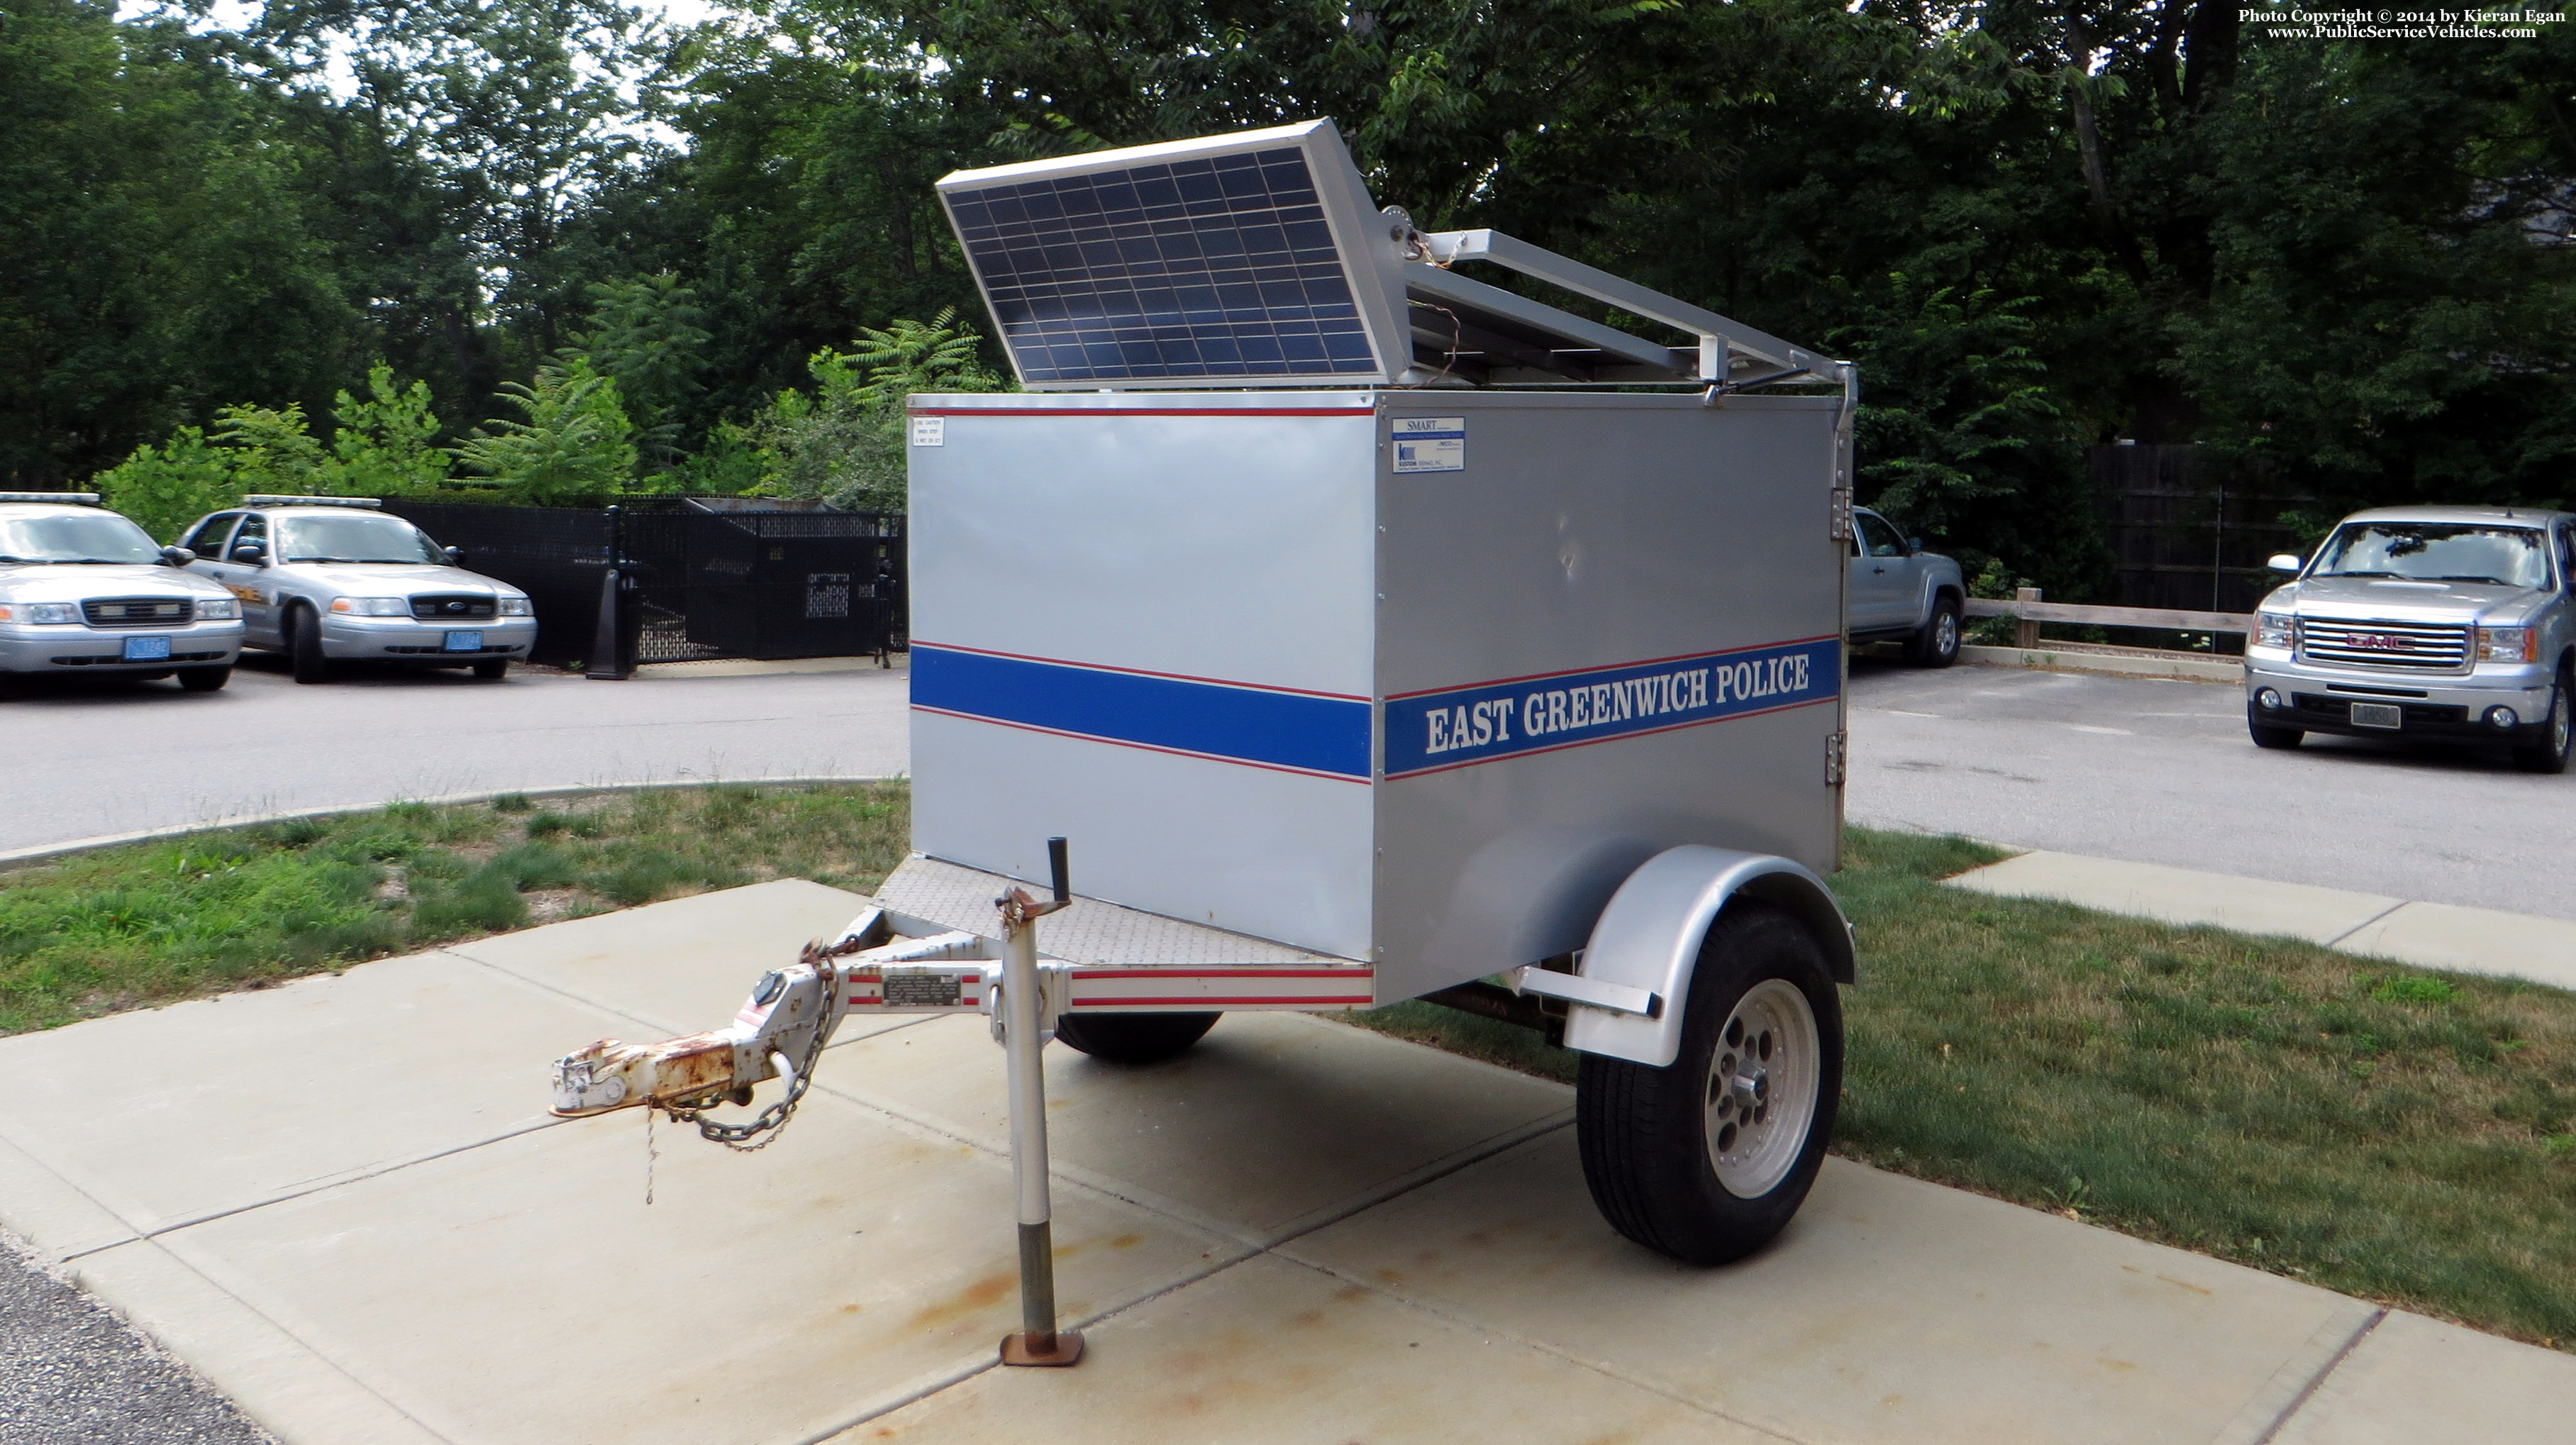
1826 729 1848 786
1504 965 1661 1019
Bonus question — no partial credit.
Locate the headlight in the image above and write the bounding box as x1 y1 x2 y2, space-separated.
331 597 409 616
498 597 533 616
0 602 81 624
195 597 238 620
2255 612 2294 649
2475 625 2537 663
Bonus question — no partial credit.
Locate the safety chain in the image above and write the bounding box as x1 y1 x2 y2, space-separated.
659 934 872 1152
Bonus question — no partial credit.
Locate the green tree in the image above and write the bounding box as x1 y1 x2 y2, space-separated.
0 0 360 485
750 309 1006 511
92 430 240 545
330 365 455 495
565 273 711 472
450 356 640 504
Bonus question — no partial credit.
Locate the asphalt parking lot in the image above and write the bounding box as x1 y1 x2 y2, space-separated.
0 654 911 856
1848 657 2576 921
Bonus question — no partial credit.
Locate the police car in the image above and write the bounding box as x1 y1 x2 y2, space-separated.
177 497 535 683
0 493 245 692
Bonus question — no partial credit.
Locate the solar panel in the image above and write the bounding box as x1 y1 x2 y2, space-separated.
938 123 1409 389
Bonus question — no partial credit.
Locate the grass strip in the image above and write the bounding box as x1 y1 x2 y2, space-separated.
6 788 2571 1347
0 782 905 1033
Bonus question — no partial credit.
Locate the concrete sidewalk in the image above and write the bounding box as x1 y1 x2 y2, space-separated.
1 881 2568 1444
1949 849 2576 993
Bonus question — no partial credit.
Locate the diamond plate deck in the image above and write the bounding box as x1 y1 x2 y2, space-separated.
874 856 1353 968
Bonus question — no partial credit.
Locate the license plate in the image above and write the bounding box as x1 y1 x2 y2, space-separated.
2350 702 2403 730
121 636 172 662
443 630 484 653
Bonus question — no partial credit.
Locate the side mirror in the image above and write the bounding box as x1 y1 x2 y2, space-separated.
160 546 195 567
1907 537 1925 554
229 541 267 565
2265 553 2304 575
443 546 465 566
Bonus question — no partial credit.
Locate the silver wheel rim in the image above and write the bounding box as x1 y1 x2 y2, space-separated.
1934 611 1958 655
1703 978 1821 1197
2555 689 2570 755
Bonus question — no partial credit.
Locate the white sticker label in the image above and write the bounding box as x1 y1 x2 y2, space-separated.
1391 416 1465 472
910 416 945 448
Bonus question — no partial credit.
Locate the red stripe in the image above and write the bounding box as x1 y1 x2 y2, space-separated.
1384 635 1843 700
1385 695 1835 779
915 641 1367 702
1072 995 1376 1007
909 406 1372 418
913 707 1374 784
1075 968 1370 980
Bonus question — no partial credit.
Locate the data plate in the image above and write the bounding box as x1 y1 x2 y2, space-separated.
121 635 172 662
443 630 484 653
2350 702 2403 730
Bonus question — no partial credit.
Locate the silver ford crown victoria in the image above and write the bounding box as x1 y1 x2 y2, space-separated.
2245 505 2574 773
0 494 245 692
177 497 535 683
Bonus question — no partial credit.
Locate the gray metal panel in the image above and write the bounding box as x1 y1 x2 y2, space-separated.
911 697 1377 963
1367 393 1845 1000
875 856 1340 965
906 394 1379 697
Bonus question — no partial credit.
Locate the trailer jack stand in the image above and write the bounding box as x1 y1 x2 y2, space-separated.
996 882 1083 1368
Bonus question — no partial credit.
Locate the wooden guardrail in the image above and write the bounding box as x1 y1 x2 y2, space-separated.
1961 588 2250 649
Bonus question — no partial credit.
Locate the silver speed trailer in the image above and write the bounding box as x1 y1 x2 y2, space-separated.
552 118 1859 1367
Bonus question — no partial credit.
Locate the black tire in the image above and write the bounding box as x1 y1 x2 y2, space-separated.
2512 670 2572 774
2248 707 2304 751
1903 593 1962 668
471 658 509 680
1053 1012 1220 1065
287 604 331 684
176 665 231 692
1576 904 1842 1266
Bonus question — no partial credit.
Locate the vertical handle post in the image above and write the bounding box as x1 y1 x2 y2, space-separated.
997 887 1082 1367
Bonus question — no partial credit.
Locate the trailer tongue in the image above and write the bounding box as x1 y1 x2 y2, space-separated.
550 116 1860 1369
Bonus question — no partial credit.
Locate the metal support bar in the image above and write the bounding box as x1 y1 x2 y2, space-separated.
997 887 1082 1367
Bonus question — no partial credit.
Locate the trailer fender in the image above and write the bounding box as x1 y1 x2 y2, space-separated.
1551 845 1854 1068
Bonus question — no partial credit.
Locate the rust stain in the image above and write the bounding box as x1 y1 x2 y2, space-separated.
1372 1268 1405 1286
839 1302 864 1314
1289 1309 1326 1329
2098 1357 2140 1371
1335 1285 1370 1303
2155 1274 2213 1296
1110 1232 1143 1249
904 1269 1015 1331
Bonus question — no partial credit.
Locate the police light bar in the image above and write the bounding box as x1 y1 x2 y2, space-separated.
242 495 383 509
0 492 101 505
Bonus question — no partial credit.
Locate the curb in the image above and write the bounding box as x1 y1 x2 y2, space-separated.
1960 643 2243 685
0 776 906 875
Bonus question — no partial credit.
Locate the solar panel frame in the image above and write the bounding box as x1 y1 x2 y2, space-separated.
937 121 1411 391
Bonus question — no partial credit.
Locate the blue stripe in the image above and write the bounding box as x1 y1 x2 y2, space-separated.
913 647 1374 779
1384 638 1840 777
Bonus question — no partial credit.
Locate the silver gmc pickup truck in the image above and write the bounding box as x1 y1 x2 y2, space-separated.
2245 505 2575 773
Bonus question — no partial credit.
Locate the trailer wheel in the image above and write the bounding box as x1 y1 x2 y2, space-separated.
1053 1012 1220 1065
1576 903 1841 1265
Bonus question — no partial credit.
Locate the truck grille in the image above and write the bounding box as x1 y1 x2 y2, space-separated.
82 597 194 628
410 593 496 620
2296 618 2470 671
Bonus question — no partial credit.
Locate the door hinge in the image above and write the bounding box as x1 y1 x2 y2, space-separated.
1825 729 1847 787
1828 483 1853 541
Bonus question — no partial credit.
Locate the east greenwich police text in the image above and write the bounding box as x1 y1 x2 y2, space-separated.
1424 653 1816 755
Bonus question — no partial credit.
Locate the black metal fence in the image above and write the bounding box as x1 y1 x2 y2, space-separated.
384 498 905 676
2090 444 2311 616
